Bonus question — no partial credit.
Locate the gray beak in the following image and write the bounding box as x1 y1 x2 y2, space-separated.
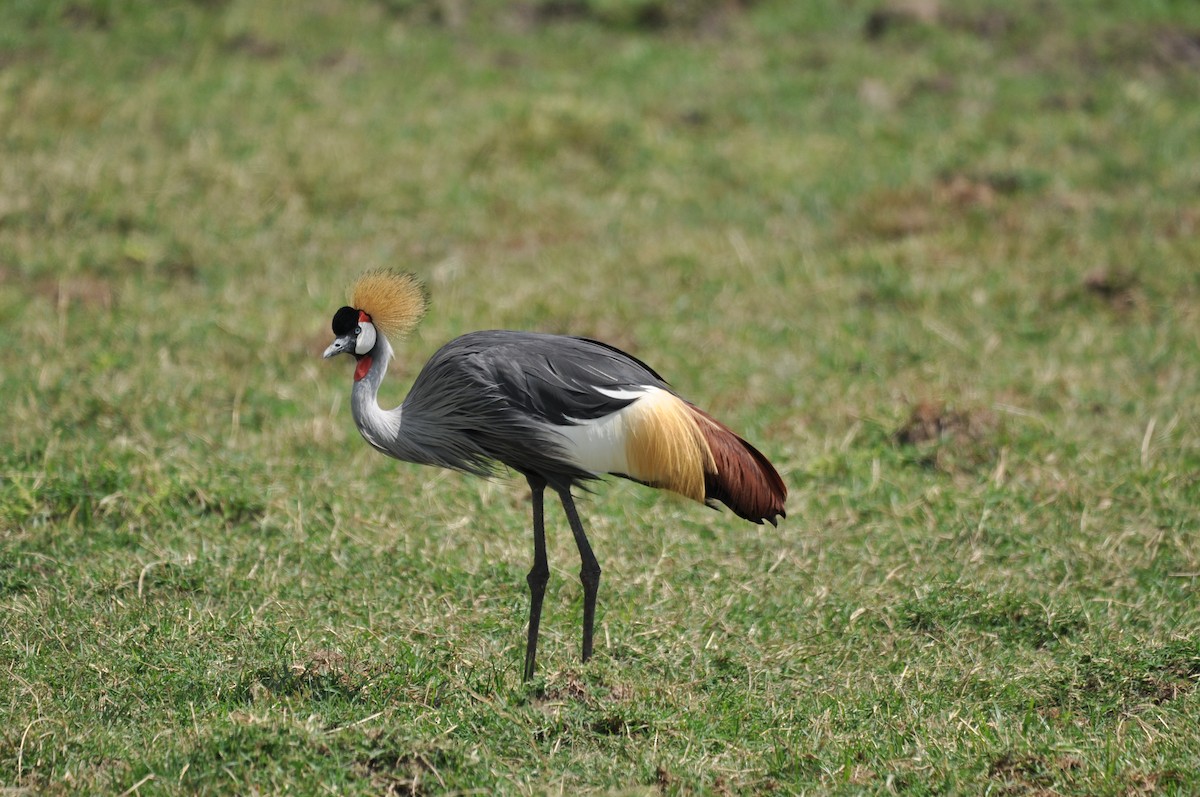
323 336 353 359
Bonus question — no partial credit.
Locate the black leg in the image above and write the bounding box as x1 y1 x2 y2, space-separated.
558 488 601 664
524 476 550 681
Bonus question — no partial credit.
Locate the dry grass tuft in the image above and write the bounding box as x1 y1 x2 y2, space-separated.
1082 267 1141 311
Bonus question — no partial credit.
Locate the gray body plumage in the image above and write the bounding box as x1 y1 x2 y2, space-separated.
354 330 671 489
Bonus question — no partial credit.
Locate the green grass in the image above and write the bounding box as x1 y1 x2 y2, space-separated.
2 0 1200 793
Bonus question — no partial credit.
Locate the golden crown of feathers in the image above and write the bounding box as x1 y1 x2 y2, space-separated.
350 269 429 339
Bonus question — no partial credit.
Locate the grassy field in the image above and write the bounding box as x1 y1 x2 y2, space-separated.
2 0 1200 793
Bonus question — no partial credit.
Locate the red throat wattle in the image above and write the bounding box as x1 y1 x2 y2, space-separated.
354 356 372 381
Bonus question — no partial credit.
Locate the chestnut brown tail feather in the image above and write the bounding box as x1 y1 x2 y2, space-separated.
688 406 788 525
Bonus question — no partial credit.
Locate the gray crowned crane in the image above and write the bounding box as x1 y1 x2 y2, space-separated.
323 269 787 680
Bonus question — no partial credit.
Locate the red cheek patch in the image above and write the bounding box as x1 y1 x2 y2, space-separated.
354 355 372 382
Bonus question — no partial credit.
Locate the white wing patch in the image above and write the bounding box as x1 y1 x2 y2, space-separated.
593 387 650 401
552 386 659 476
551 385 715 501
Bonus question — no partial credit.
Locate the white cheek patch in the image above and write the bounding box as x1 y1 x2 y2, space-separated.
354 321 377 355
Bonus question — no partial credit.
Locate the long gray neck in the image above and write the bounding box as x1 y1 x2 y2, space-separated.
350 336 421 462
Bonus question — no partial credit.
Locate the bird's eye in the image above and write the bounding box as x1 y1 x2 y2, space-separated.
355 326 362 335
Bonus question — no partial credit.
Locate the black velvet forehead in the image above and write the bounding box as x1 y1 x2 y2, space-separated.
331 306 360 336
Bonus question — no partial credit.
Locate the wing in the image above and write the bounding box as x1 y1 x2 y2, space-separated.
463 331 674 425
396 331 672 483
